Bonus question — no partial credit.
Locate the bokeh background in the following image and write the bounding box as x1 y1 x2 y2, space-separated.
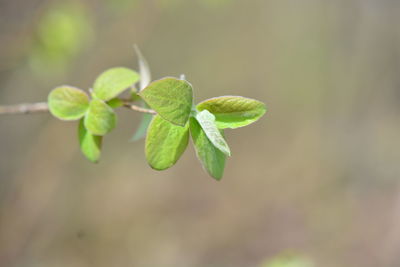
0 0 400 266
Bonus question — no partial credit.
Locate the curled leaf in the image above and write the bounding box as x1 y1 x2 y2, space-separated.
195 110 231 156
134 45 151 91
190 117 226 180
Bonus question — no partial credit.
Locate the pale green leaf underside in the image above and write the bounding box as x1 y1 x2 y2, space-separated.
139 77 193 126
131 105 153 141
93 67 140 101
78 119 102 163
134 45 151 91
190 117 226 180
145 115 189 170
48 86 89 120
195 110 231 156
196 96 266 129
84 99 116 136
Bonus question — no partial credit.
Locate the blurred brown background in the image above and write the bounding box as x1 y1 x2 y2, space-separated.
0 0 400 266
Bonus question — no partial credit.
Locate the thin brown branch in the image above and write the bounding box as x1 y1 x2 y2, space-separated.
0 102 49 115
123 103 156 114
0 101 156 115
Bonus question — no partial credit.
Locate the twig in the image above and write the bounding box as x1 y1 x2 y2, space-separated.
123 103 156 114
0 102 49 115
0 101 156 115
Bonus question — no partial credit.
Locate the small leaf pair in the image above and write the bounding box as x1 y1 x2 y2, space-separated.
48 67 139 162
140 77 266 180
193 96 266 179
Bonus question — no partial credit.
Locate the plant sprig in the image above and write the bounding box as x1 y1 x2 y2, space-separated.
4 50 267 180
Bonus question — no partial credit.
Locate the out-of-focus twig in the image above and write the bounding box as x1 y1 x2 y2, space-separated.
0 102 49 115
0 101 155 115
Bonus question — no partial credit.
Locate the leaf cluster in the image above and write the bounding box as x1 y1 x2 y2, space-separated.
48 67 139 162
48 51 266 180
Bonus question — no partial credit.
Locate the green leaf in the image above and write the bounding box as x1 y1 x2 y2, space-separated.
195 110 231 156
78 119 102 163
84 99 116 136
261 254 314 267
190 117 226 180
130 91 142 101
145 115 189 170
138 77 193 126
93 67 140 101
48 86 89 120
131 111 153 141
106 98 124 108
134 45 151 91
196 96 266 129
29 3 92 75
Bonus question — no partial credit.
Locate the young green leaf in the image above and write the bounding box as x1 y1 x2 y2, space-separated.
130 45 153 140
145 114 189 170
130 52 153 141
138 77 193 126
84 99 116 136
190 117 226 180
92 67 140 101
195 110 231 156
134 45 151 91
131 112 153 141
196 96 266 129
261 254 314 267
48 86 89 120
106 98 124 108
78 119 102 163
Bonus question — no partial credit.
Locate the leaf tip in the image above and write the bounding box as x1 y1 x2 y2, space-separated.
87 158 100 164
211 174 223 181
